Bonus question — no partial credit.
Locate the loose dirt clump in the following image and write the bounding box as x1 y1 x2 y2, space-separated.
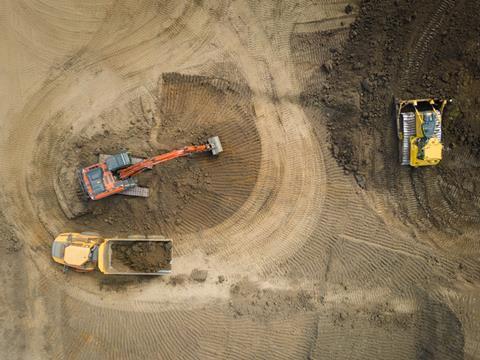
111 241 172 273
190 268 208 282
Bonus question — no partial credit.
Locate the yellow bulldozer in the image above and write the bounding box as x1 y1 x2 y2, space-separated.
396 98 450 167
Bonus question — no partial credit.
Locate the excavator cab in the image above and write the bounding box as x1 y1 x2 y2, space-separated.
396 98 449 167
80 158 138 200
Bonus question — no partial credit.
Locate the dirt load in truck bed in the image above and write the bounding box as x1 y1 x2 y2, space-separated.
111 241 172 273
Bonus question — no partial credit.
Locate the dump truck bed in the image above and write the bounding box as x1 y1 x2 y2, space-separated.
98 237 172 275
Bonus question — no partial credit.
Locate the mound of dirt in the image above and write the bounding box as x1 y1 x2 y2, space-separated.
305 0 480 244
111 241 172 273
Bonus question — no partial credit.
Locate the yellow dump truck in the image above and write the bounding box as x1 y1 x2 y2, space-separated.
52 232 172 275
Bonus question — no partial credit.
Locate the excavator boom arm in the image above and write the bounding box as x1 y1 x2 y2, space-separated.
119 144 209 179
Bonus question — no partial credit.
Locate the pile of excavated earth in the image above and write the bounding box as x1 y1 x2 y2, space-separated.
50 73 261 238
111 241 172 273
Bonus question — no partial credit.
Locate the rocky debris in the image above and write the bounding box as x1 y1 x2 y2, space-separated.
168 274 188 286
228 280 315 320
360 79 372 93
190 269 208 282
354 173 366 189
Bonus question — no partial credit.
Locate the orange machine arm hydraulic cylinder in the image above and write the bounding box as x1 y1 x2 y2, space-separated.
119 144 209 179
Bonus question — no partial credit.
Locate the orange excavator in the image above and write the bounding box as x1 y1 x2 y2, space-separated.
79 136 223 200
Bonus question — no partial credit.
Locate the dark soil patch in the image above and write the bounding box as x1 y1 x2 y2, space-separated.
299 0 480 239
111 241 172 273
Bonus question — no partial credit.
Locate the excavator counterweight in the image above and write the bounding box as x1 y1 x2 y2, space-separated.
79 136 223 200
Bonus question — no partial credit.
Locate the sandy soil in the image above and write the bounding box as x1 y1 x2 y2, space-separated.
0 0 479 359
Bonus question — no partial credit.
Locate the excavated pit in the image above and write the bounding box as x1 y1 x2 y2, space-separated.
36 73 262 239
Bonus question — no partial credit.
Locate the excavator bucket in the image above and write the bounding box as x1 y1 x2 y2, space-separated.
208 136 223 155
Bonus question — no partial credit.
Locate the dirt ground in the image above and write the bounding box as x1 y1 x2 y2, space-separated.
312 0 480 252
0 0 479 359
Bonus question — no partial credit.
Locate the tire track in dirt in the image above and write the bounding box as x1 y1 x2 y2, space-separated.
383 0 480 256
400 0 457 90
1 0 309 323
1 0 478 359
287 2 478 355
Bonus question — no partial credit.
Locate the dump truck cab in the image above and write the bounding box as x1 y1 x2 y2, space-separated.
51 233 102 272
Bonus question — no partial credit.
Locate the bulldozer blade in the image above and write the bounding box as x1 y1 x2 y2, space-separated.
208 136 223 155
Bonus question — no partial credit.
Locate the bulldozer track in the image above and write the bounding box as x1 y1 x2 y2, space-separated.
401 0 457 89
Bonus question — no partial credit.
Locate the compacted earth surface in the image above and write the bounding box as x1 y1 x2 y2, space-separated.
0 1 479 359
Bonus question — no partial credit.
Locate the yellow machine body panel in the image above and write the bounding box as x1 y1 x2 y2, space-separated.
410 137 443 167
